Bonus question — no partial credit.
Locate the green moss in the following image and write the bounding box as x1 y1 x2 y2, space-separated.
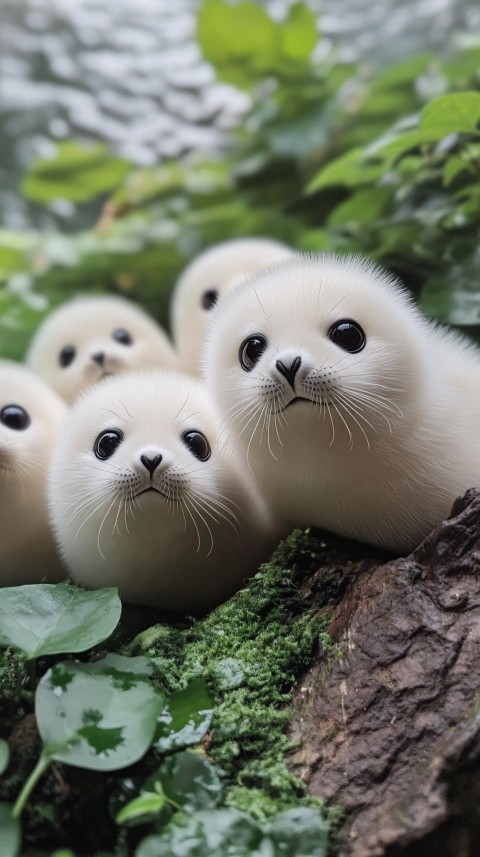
129 528 333 822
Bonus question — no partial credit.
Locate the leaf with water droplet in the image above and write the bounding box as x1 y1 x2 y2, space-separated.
0 584 122 660
36 654 163 771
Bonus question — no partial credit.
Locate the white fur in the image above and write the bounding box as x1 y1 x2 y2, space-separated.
49 371 275 612
27 295 177 404
171 237 293 376
204 253 480 553
0 361 67 585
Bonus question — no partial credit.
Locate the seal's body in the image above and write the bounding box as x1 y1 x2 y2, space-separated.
49 371 275 612
205 254 480 553
27 295 177 404
171 238 293 376
0 361 66 584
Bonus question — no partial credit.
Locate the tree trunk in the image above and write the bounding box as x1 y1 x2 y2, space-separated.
289 489 480 857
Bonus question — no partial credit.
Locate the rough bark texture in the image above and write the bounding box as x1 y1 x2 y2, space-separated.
290 488 480 857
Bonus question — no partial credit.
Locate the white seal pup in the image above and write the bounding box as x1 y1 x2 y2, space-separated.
0 360 67 585
27 295 177 404
205 254 480 554
171 237 293 376
49 371 276 613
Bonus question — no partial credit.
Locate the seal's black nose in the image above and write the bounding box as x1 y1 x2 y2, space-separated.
276 356 302 390
141 454 163 476
92 352 105 367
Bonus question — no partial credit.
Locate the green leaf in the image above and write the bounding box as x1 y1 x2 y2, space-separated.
0 803 21 857
0 584 122 660
197 0 276 90
278 4 317 63
443 155 469 186
327 187 393 227
136 809 264 857
267 807 328 856
307 148 384 193
420 92 480 137
36 654 164 771
155 679 214 752
116 791 166 826
136 806 329 857
21 141 131 204
145 751 223 814
0 246 26 276
0 738 10 776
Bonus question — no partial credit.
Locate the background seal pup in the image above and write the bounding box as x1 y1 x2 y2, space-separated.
0 360 66 585
205 253 480 554
171 237 293 376
49 371 276 613
27 294 177 404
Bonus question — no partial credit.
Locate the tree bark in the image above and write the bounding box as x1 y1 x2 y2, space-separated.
289 489 480 857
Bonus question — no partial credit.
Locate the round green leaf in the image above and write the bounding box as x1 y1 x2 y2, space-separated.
136 809 265 857
0 738 10 776
155 679 213 752
36 654 164 771
267 808 328 856
145 751 223 814
0 584 122 660
0 803 21 857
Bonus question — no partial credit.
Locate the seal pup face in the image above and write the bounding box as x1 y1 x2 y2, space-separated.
49 370 277 611
205 254 426 463
171 237 293 376
27 295 177 404
0 360 66 584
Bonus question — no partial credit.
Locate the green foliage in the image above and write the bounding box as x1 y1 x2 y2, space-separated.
136 806 328 857
0 585 122 660
0 802 21 857
35 654 163 771
0 738 9 776
155 679 214 752
197 0 316 90
21 142 131 204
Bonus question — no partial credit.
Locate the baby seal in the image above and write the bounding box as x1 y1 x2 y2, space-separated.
49 371 275 612
205 254 480 553
171 237 293 375
0 361 66 585
27 295 177 404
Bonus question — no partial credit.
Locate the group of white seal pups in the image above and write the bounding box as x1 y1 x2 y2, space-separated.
2 239 479 612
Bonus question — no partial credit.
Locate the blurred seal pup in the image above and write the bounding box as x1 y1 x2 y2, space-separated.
49 371 275 612
27 295 177 404
205 254 480 553
171 237 293 376
0 360 66 585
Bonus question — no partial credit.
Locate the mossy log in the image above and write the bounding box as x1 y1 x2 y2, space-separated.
289 488 480 857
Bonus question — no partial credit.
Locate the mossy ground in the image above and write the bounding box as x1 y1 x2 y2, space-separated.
0 528 343 855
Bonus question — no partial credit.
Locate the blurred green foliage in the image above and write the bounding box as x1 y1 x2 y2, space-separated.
1 0 480 354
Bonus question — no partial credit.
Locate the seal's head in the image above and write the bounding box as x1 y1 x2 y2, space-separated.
171 237 293 375
205 254 423 464
27 295 177 404
0 360 66 583
49 371 273 611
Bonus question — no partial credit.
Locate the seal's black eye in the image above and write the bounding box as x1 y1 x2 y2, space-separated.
328 320 366 353
59 345 76 368
112 328 133 346
201 289 218 311
239 334 268 372
182 430 211 461
94 429 124 461
0 405 30 432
